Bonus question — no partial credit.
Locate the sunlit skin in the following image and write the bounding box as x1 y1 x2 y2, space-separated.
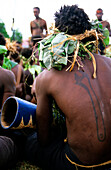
11 64 25 99
35 53 111 165
0 54 25 99
0 67 16 110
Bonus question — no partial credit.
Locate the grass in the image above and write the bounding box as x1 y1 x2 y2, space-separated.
9 161 42 170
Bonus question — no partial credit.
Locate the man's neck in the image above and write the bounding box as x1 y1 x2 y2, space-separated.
36 16 40 20
98 18 102 22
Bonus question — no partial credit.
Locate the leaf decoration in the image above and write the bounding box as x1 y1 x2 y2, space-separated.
37 23 106 78
0 45 7 55
103 28 109 46
91 20 109 46
2 57 18 70
38 32 77 70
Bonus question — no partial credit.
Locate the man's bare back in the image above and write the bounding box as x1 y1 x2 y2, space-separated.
35 54 111 165
24 5 111 169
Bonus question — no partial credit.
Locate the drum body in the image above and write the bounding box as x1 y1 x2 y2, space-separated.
1 96 37 129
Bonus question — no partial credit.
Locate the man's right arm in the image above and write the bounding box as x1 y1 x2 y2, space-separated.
30 21 33 34
2 70 16 105
35 73 53 146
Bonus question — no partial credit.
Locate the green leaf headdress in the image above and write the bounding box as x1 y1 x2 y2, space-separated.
38 28 104 78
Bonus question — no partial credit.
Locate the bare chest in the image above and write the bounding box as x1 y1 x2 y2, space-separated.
32 19 45 28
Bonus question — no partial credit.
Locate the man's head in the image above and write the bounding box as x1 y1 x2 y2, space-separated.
21 48 32 59
54 5 91 35
96 8 103 21
16 41 22 53
33 7 40 18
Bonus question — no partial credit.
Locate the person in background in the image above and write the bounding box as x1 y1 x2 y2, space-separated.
24 5 111 170
96 8 110 54
16 41 22 54
0 34 18 169
3 37 26 99
21 46 42 103
29 35 43 104
30 7 48 39
0 41 16 111
21 47 34 102
96 8 111 35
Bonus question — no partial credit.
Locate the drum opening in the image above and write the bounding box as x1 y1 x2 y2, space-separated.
1 98 17 128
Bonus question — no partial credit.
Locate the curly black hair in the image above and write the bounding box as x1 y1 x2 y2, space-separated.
21 48 32 59
54 5 91 35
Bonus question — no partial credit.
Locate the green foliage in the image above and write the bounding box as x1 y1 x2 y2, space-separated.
103 28 109 46
38 31 98 71
0 21 9 38
38 32 78 70
105 45 111 58
11 29 23 43
2 57 18 70
91 19 103 30
21 55 42 79
91 20 109 46
0 45 7 55
10 160 41 170
0 20 23 43
52 100 65 125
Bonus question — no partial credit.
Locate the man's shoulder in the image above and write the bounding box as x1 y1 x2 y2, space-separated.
37 69 53 79
40 17 46 23
0 67 15 81
0 67 12 74
36 69 54 86
12 63 23 71
104 20 110 24
30 20 35 24
94 53 111 65
30 20 36 25
101 20 110 26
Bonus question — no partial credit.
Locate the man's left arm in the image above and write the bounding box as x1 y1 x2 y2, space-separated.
107 21 110 33
107 22 111 37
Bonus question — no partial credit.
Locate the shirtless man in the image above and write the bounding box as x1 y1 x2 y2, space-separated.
0 34 16 109
0 35 18 169
0 34 25 99
96 8 110 54
0 67 16 111
30 7 48 39
96 8 111 35
25 5 111 170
